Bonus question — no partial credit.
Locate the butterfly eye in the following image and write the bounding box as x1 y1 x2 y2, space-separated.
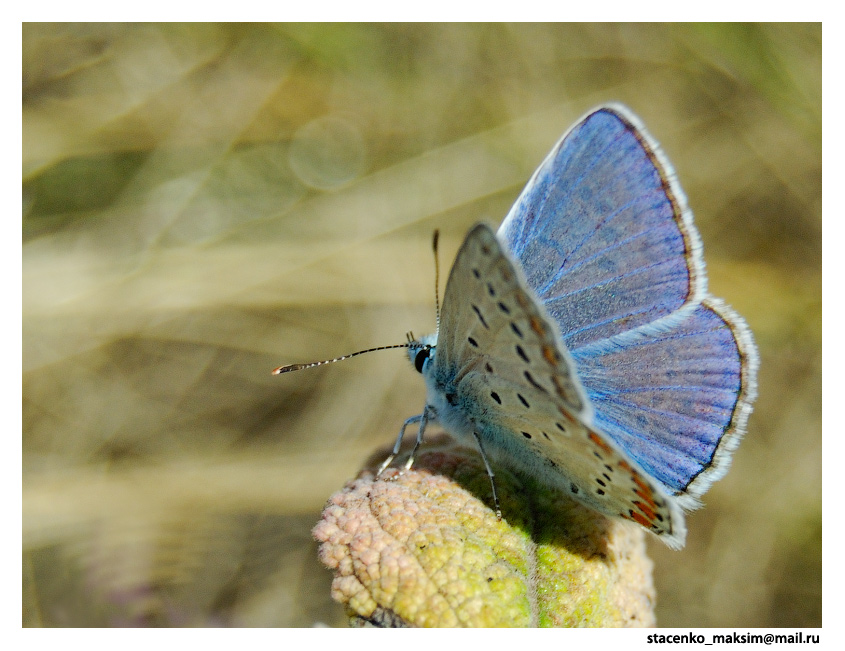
414 347 431 373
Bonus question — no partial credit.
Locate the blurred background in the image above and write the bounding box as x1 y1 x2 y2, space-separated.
22 23 820 627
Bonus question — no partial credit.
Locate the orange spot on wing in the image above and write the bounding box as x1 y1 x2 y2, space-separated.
618 459 660 510
588 432 613 456
633 501 657 522
630 473 658 510
557 406 577 425
542 345 559 366
551 376 577 405
635 488 658 511
629 511 654 529
529 316 547 337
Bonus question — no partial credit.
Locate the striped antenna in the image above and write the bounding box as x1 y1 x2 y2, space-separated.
432 229 441 332
273 228 441 376
272 342 411 375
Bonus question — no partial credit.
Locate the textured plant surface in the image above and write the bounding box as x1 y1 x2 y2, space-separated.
313 435 655 627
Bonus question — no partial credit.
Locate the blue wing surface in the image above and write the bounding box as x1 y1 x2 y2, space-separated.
499 106 704 351
498 105 757 501
571 300 756 499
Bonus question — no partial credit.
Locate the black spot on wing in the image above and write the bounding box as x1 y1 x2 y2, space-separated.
472 305 489 329
523 371 547 393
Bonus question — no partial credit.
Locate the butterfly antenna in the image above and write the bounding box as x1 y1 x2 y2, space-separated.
272 343 410 375
432 229 441 331
275 232 441 376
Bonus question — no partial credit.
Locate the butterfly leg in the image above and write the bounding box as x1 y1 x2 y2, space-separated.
376 413 423 476
472 431 502 519
403 405 431 471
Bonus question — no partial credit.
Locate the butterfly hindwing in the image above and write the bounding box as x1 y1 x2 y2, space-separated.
572 299 758 505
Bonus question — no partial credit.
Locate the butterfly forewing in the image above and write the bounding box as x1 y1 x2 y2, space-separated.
434 224 589 420
499 106 704 351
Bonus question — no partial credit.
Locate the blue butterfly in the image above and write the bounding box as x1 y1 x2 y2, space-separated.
277 105 758 549
382 105 758 549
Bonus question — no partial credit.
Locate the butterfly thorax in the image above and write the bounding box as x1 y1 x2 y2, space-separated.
406 333 478 449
